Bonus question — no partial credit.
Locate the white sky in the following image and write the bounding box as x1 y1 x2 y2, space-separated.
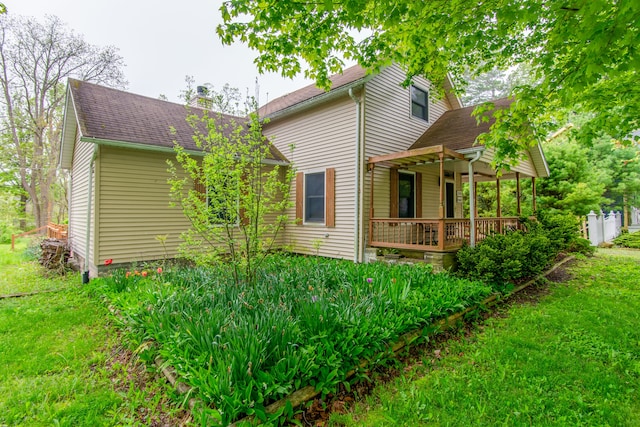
7 0 314 104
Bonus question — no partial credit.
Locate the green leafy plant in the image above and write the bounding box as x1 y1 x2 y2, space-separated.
91 254 492 425
167 109 294 286
457 211 594 288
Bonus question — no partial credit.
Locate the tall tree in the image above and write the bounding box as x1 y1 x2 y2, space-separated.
0 15 126 228
537 140 609 216
218 0 640 169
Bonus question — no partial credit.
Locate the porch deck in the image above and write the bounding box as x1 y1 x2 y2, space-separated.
369 217 525 252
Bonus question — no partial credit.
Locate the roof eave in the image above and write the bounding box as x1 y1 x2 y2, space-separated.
79 136 290 166
59 83 78 170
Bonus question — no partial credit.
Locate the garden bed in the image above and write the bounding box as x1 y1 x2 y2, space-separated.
91 255 502 425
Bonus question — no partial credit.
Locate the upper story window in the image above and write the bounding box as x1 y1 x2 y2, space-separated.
411 85 428 122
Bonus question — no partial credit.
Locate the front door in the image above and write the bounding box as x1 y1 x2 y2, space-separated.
398 172 415 218
445 181 455 218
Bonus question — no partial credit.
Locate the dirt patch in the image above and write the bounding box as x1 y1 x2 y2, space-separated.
102 344 191 426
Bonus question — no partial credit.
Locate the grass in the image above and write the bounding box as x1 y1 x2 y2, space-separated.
332 248 640 426
0 238 69 295
0 241 189 426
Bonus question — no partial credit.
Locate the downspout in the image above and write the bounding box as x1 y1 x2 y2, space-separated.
467 150 482 247
349 87 362 263
83 145 98 284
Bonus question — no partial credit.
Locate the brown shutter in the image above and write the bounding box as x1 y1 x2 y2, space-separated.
415 172 422 218
194 174 206 201
239 207 249 226
295 172 303 225
390 168 399 218
325 168 335 227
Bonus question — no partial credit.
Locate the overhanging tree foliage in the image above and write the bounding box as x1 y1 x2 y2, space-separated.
217 0 639 168
167 110 293 285
0 15 126 229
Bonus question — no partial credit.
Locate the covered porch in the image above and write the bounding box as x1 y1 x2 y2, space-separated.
367 144 538 253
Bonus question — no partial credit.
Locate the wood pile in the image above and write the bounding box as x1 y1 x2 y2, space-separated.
39 238 70 272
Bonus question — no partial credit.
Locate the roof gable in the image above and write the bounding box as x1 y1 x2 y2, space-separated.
409 98 513 151
258 64 369 118
409 98 549 177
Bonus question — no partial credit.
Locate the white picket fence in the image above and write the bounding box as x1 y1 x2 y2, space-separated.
586 210 623 246
630 207 640 234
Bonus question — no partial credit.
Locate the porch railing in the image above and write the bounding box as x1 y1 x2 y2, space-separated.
369 217 525 252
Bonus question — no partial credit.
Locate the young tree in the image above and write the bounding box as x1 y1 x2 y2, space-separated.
0 15 126 228
168 109 294 286
217 0 639 169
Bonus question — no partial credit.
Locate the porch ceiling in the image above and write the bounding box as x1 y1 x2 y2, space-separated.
367 144 465 168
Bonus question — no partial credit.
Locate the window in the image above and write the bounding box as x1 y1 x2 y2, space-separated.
206 178 237 224
304 172 325 223
411 85 428 121
398 172 415 218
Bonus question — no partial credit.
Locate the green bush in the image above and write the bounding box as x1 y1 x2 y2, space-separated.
0 222 16 244
457 211 594 287
535 211 594 255
456 228 553 289
613 232 640 249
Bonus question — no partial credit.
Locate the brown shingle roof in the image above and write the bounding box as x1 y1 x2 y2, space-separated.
409 98 513 151
68 79 287 162
258 64 368 117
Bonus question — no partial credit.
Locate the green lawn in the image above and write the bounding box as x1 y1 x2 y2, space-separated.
3 240 639 426
0 241 188 426
332 248 640 426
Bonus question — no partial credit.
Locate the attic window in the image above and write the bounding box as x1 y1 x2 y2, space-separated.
411 85 428 122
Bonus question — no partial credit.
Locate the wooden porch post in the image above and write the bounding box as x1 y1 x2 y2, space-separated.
438 153 445 250
516 172 522 216
369 163 375 245
531 177 537 213
496 178 502 233
439 153 445 219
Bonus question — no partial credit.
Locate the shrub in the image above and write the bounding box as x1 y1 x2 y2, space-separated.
456 228 553 290
0 222 16 244
534 210 593 255
457 211 594 287
613 232 640 249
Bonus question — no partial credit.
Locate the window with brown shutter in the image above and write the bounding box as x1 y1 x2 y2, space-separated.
295 168 335 227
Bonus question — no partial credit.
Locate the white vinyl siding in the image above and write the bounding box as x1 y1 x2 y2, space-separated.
263 96 357 260
363 64 455 244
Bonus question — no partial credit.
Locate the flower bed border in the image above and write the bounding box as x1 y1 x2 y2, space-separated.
148 255 575 426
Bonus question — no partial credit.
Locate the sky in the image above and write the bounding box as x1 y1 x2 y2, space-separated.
7 0 315 104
